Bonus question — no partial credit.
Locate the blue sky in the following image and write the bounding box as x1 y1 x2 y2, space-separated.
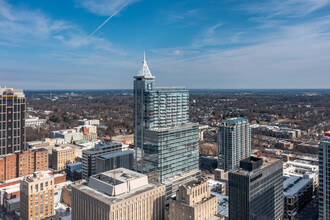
0 0 330 89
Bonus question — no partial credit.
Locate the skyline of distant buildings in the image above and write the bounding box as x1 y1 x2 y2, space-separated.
0 56 326 220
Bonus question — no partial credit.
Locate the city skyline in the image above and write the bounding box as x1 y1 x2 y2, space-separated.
1 0 330 89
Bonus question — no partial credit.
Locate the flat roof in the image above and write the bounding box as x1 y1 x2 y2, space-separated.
67 162 82 167
92 168 145 185
6 197 20 204
98 150 134 159
211 192 228 218
74 178 162 205
231 157 279 176
283 176 312 196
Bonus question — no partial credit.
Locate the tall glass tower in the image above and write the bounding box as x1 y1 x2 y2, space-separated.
134 54 200 200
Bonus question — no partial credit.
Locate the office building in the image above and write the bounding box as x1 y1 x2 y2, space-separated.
134 54 200 200
0 148 48 181
319 131 330 219
0 88 26 155
283 175 313 219
52 146 75 171
20 171 54 220
143 123 199 183
74 125 98 141
50 129 84 144
283 160 318 195
95 150 134 174
78 119 100 126
25 117 47 128
66 162 83 181
168 178 218 220
229 157 283 220
72 168 165 220
218 117 251 171
82 142 123 179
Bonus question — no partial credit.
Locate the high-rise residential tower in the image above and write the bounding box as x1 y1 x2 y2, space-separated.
319 131 330 219
229 157 284 220
0 88 26 155
218 117 251 171
134 54 200 200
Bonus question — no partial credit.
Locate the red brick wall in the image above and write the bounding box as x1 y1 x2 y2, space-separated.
0 158 5 181
54 173 66 185
34 150 48 171
5 154 17 180
17 150 35 177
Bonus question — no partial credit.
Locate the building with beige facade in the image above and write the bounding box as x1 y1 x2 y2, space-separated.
52 147 75 171
20 171 55 220
72 168 165 220
168 178 218 220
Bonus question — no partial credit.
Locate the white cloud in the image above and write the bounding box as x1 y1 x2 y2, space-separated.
0 0 73 44
148 15 330 89
77 0 140 16
242 0 330 18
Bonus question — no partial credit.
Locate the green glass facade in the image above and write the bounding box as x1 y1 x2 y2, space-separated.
133 57 200 200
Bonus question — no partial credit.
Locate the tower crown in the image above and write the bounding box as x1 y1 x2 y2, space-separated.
135 52 155 79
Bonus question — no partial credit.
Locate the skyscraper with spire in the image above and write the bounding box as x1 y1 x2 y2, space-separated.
134 54 200 201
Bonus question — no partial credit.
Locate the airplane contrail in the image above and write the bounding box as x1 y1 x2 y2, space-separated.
87 3 127 38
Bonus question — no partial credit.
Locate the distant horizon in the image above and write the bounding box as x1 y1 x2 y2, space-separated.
21 88 330 92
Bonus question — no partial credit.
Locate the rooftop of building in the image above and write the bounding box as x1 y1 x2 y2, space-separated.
6 197 20 204
180 178 206 189
75 181 161 205
0 88 25 98
285 161 318 170
231 157 280 176
91 168 145 186
220 117 248 126
97 150 134 160
207 179 226 189
283 176 312 196
74 168 162 204
51 129 81 134
66 162 82 167
210 192 228 218
83 141 122 153
52 146 73 151
31 147 48 152
22 171 60 183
